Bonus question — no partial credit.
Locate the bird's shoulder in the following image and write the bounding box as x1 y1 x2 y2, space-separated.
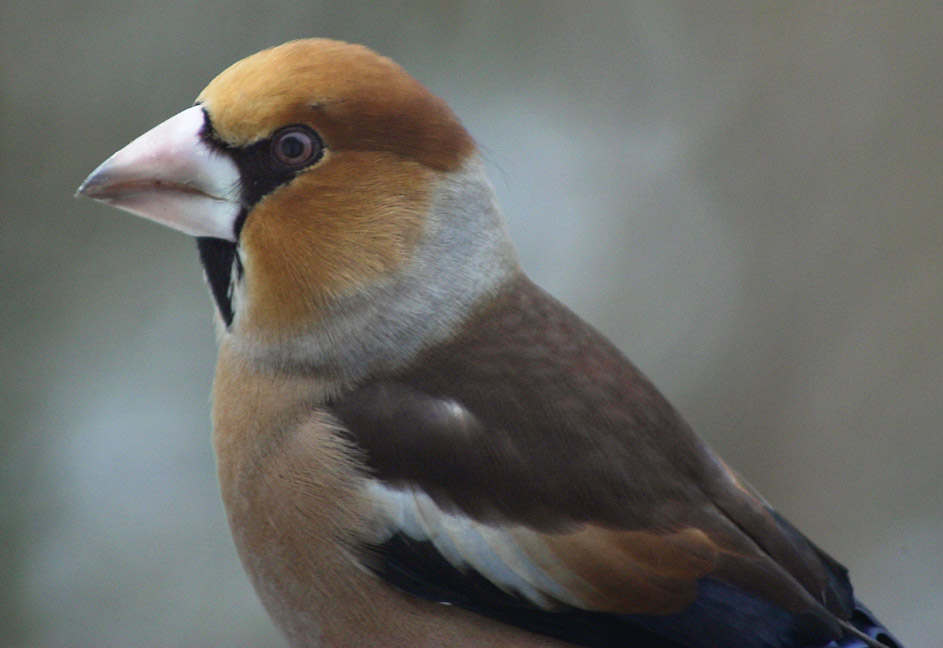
333 275 718 527
323 276 855 648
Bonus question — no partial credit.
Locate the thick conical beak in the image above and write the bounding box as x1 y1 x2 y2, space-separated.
76 105 241 241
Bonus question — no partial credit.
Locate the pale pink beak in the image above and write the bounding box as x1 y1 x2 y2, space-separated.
77 105 242 241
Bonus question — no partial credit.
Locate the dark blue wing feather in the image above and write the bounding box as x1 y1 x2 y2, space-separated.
367 532 902 648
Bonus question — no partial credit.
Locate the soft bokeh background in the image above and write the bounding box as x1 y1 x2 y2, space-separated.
3 3 941 646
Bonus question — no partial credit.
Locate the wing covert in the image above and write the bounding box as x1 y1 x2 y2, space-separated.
330 276 874 648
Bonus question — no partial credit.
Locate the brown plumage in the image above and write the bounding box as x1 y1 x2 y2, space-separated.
77 39 901 648
198 39 474 170
331 276 850 621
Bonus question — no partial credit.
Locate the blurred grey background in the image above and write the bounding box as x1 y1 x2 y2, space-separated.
2 2 941 646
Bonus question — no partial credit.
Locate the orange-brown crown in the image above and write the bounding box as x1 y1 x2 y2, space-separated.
198 38 475 171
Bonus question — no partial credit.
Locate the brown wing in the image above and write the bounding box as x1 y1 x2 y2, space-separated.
331 275 855 647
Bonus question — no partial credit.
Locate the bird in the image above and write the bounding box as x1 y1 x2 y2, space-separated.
77 39 903 648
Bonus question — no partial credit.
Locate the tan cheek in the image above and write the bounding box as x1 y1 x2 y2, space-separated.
237 151 434 336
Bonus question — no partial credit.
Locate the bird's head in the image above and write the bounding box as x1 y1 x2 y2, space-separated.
78 39 518 379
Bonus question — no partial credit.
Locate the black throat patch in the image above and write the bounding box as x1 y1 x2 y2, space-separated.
197 236 241 327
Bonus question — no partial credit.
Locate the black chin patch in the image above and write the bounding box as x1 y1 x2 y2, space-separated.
197 236 238 327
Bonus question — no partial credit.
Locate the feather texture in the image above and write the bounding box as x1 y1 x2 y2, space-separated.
329 275 896 648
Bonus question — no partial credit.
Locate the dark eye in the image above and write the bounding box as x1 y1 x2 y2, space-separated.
271 126 322 168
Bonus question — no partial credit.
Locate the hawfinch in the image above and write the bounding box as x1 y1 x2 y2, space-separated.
77 39 903 648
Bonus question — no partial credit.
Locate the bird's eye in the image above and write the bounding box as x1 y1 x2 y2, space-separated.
271 127 322 168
